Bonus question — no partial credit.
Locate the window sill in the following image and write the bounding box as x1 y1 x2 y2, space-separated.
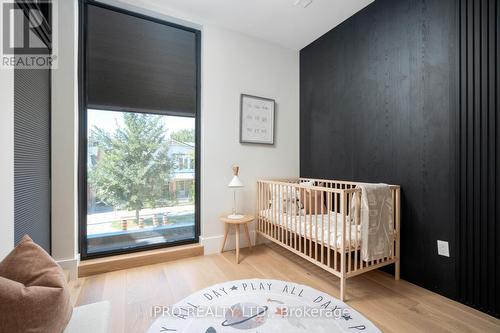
78 243 203 277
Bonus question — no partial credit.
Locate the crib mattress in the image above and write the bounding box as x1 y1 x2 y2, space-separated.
258 209 361 250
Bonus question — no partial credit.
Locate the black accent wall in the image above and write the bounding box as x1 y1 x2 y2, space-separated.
300 0 498 317
457 0 499 317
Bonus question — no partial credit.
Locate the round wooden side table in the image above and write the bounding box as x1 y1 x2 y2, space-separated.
220 214 254 264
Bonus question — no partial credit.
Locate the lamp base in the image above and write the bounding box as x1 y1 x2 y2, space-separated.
227 214 244 219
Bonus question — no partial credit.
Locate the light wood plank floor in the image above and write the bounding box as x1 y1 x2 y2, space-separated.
70 244 500 333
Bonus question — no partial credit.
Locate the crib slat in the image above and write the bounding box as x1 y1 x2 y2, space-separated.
281 184 285 243
263 182 266 234
320 193 324 264
278 184 283 243
287 184 291 248
286 184 289 247
299 186 302 253
327 192 331 268
278 184 281 242
269 183 271 237
341 191 347 295
260 182 263 233
334 192 338 271
287 184 290 246
303 187 307 255
264 182 267 235
395 187 401 279
293 183 296 249
257 182 260 233
256 182 259 231
276 184 279 241
356 190 361 271
305 186 308 257
263 183 266 235
269 183 272 238
285 184 289 247
285 184 288 246
315 189 318 261
278 184 282 243
308 190 312 257
273 184 276 240
263 182 266 235
267 183 270 237
282 185 285 244
259 183 266 232
283 184 286 245
348 193 352 273
285 184 288 247
266 183 270 237
353 191 357 271
293 184 300 250
268 183 271 237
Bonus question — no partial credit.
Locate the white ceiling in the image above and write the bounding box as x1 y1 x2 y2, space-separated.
132 0 374 50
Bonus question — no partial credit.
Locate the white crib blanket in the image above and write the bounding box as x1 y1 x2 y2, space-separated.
259 209 360 250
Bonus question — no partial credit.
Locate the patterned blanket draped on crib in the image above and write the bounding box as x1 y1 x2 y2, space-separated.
355 184 394 261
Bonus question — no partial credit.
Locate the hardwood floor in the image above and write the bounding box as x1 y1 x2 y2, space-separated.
70 244 500 333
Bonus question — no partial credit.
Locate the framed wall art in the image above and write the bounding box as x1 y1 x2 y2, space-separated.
239 94 275 145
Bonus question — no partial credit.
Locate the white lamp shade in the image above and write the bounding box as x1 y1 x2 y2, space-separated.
228 175 244 188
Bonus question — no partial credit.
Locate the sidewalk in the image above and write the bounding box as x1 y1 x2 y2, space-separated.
87 204 194 224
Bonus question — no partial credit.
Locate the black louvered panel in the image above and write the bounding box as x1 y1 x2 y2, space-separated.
457 0 499 318
14 68 51 253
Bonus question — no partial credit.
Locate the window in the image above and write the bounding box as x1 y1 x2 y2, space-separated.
79 2 200 258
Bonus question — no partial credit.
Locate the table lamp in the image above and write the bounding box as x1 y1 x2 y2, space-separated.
227 165 244 219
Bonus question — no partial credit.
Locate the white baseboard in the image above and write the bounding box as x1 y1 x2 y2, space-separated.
201 231 269 255
57 257 79 282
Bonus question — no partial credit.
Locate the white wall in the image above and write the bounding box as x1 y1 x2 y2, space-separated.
200 26 299 253
51 0 300 259
0 61 14 259
51 0 78 265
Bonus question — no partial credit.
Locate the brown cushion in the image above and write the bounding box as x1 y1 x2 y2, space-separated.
299 186 326 214
0 235 73 333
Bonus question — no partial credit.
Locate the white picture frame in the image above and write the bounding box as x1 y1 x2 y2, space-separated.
239 94 275 145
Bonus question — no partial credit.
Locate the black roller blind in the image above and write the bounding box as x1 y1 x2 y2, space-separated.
86 4 198 116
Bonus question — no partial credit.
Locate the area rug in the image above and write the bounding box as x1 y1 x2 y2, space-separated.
148 279 380 332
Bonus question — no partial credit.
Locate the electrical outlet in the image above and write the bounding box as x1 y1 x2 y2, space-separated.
437 240 450 257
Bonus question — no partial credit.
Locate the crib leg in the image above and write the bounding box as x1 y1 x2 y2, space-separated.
340 277 346 302
395 259 400 281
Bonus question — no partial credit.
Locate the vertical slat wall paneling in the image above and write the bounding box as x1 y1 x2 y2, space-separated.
496 0 500 318
458 0 499 317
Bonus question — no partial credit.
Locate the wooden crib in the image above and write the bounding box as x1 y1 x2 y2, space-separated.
256 178 401 301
